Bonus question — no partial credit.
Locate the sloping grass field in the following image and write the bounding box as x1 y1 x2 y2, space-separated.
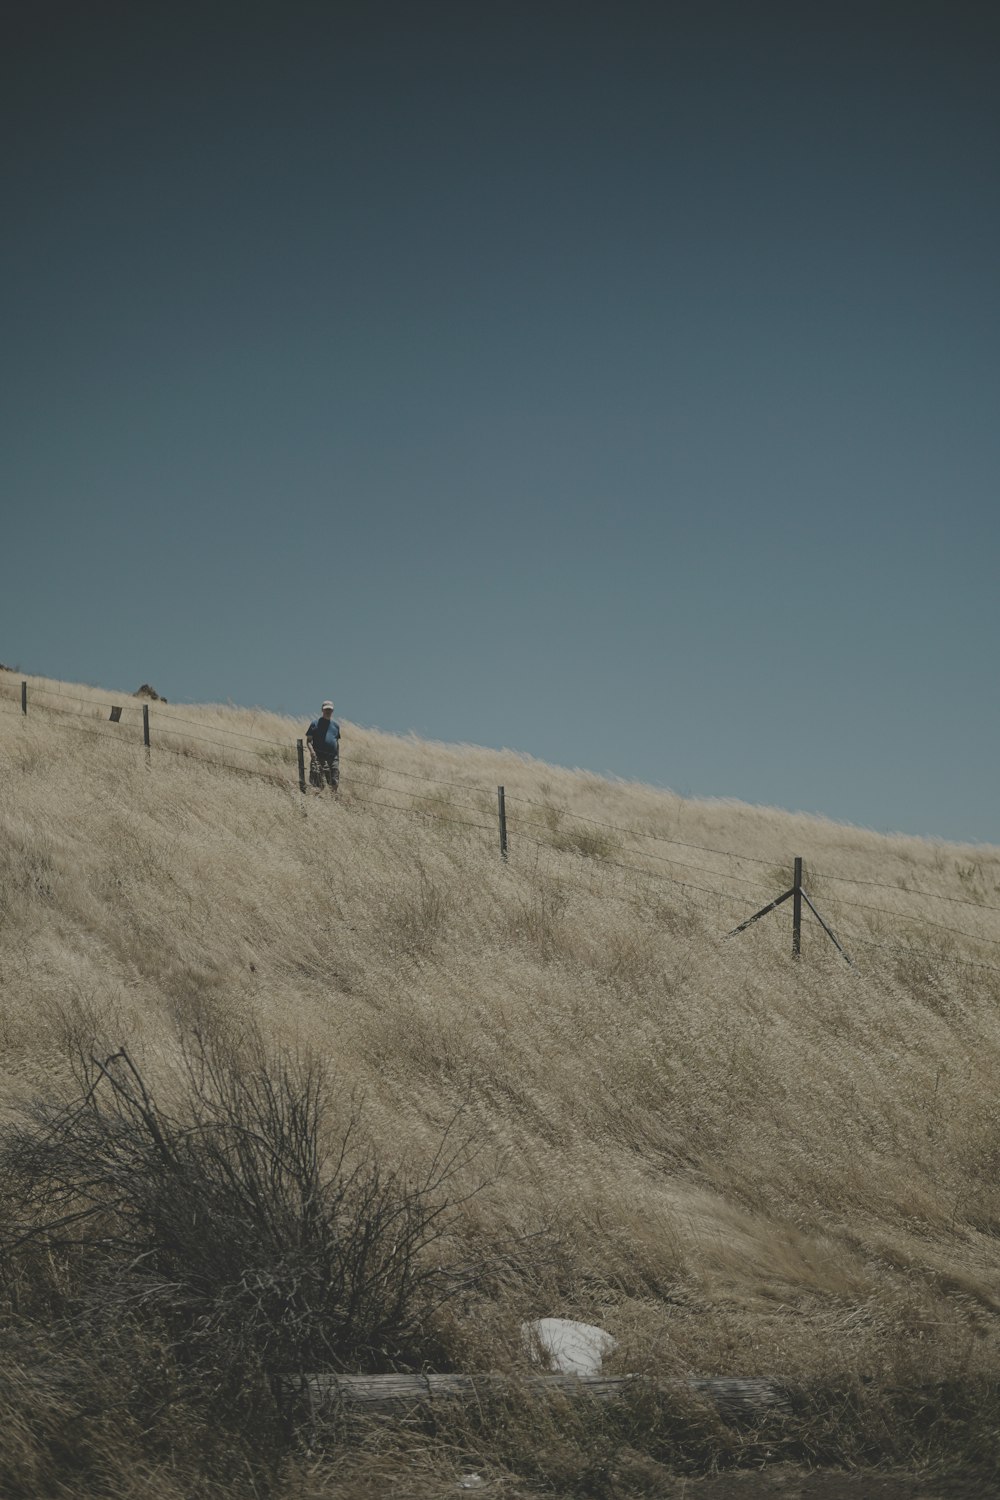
1 669 999 1497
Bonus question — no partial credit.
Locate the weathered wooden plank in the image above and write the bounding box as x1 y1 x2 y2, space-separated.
284 1372 790 1424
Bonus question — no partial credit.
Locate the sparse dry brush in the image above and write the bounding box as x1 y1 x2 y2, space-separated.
0 1022 506 1496
1 671 1000 1494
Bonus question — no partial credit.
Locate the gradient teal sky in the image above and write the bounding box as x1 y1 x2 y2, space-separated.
3 1 998 843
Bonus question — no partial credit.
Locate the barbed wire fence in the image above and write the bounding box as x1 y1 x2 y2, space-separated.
6 677 1000 985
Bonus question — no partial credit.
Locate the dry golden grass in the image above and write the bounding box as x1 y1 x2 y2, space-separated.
1 668 999 1494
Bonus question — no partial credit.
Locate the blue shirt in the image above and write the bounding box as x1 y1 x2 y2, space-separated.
307 717 340 756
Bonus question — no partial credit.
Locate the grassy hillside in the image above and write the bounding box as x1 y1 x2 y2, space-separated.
1 669 999 1497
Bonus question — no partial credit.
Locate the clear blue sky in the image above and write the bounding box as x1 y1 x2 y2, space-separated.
3 1 998 843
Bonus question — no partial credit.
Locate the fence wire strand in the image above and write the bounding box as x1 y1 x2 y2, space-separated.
351 794 494 835
507 815 775 889
811 868 1000 917
517 833 752 906
353 760 495 795
504 793 783 867
154 739 292 786
155 724 292 759
149 712 291 748
349 769 488 808
839 933 1000 978
811 891 1000 948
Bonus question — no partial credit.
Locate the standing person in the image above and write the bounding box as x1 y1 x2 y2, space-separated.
306 700 341 791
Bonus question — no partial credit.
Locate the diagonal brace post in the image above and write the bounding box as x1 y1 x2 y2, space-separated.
726 886 794 938
800 889 854 966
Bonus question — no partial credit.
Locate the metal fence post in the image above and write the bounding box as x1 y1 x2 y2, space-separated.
142 704 151 749
792 856 803 957
21 681 27 715
497 785 508 860
297 739 307 794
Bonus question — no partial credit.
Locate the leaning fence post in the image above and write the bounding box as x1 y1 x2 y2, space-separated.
497 785 508 860
792 856 803 957
21 681 27 715
297 739 307 794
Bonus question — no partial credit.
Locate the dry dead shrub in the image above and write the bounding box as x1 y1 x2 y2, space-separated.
0 1025 500 1494
1 1032 483 1379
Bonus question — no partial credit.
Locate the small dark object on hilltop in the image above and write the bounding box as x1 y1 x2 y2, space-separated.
135 683 168 703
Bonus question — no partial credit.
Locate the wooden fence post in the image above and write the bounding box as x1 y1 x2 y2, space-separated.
297 740 307 795
497 786 508 860
142 704 150 749
21 681 27 715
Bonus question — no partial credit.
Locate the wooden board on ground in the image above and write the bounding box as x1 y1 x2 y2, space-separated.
287 1371 791 1425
